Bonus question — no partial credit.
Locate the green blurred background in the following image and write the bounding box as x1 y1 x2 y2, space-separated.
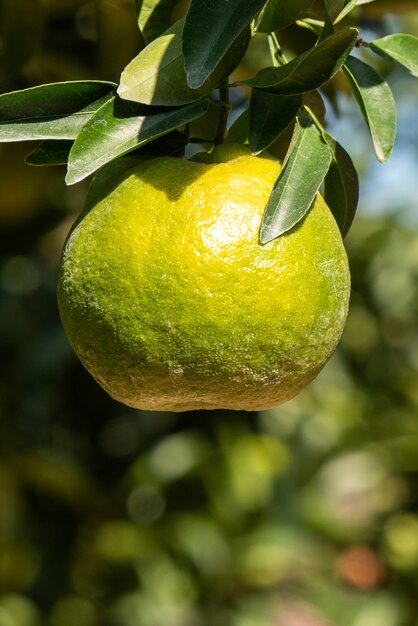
1 1 418 624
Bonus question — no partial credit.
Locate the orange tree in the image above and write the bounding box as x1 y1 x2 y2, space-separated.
1 0 418 411
1 2 418 624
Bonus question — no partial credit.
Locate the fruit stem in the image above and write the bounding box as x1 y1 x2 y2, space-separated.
214 80 231 145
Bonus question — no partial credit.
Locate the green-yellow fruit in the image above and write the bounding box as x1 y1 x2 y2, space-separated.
58 144 350 412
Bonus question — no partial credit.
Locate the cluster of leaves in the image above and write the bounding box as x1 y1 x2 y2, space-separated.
1 0 418 243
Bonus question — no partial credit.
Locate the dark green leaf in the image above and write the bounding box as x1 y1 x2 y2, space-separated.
226 109 249 144
66 97 209 185
343 55 396 162
267 121 296 161
183 0 266 89
25 141 73 166
324 134 359 236
136 0 177 43
324 0 345 22
0 0 42 78
260 117 332 243
257 0 315 33
0 81 117 142
318 13 335 43
303 90 326 123
243 28 358 93
118 19 250 106
188 102 223 143
136 130 188 157
369 34 418 77
249 91 302 154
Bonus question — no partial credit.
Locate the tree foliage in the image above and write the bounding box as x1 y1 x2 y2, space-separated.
1 0 418 241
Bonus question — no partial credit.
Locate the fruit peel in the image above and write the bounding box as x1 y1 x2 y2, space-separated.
58 146 350 411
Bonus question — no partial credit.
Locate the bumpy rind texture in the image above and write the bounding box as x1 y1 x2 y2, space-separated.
58 146 350 411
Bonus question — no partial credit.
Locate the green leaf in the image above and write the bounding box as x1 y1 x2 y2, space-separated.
260 117 333 244
324 0 345 22
323 134 359 236
119 19 190 105
118 19 250 106
65 97 209 185
0 81 117 142
226 109 249 144
0 0 42 78
343 55 396 163
136 130 188 157
136 0 177 43
25 140 73 166
257 0 315 33
188 102 223 143
249 91 302 154
183 0 267 89
243 28 358 93
369 34 418 78
318 12 335 43
303 90 326 123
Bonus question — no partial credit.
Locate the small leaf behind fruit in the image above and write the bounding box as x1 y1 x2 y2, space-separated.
323 134 359 236
369 34 418 77
25 140 73 166
226 109 249 144
183 0 266 89
343 55 396 163
259 117 333 244
0 81 117 142
66 97 208 184
243 28 358 93
249 91 302 154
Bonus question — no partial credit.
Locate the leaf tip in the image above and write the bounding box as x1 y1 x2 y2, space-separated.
258 233 270 245
376 144 393 164
64 170 79 186
116 82 128 101
259 211 274 244
259 221 278 245
185 67 205 90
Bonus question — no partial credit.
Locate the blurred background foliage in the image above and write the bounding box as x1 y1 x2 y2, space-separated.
1 1 418 624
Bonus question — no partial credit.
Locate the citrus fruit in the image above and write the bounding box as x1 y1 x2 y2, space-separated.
57 144 350 412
